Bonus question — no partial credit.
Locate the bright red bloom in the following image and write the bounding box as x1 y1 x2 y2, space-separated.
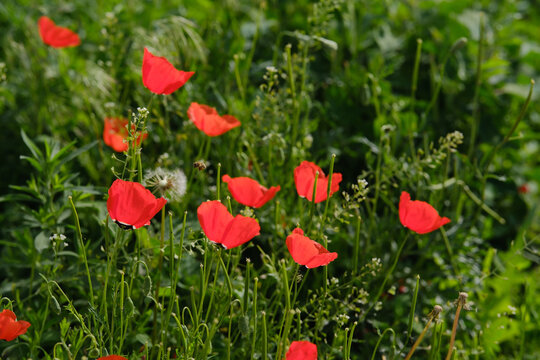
142 47 194 95
0 309 31 341
187 102 241 136
294 161 342 203
107 179 167 229
38 16 80 48
286 228 337 268
399 191 450 234
103 117 148 152
286 341 317 360
518 184 529 194
197 200 260 249
97 356 128 360
222 175 280 208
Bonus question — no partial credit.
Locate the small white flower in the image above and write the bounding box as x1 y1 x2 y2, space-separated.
144 167 187 202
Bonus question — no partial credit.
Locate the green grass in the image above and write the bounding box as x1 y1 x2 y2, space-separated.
0 0 539 359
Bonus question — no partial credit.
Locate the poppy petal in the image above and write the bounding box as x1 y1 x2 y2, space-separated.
107 179 167 229
221 215 261 249
187 102 241 136
38 16 80 48
97 356 128 360
294 161 342 203
286 228 337 268
0 309 31 341
399 191 450 234
286 341 318 360
197 201 234 243
142 48 194 95
103 117 148 152
222 174 280 208
197 200 260 249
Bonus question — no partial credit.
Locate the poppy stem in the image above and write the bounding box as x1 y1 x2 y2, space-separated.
321 154 337 239
152 206 167 345
216 163 222 201
370 327 397 360
363 232 410 322
68 196 94 308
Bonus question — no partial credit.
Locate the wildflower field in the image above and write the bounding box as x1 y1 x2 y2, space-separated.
1 0 539 359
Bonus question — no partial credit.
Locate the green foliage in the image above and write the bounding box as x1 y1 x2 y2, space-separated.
0 0 539 359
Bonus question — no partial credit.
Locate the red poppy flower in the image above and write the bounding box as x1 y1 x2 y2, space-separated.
286 228 337 268
97 356 128 360
38 16 80 48
518 184 529 194
294 161 342 203
187 102 241 136
0 309 31 341
197 200 260 249
142 47 194 95
286 341 317 360
107 179 167 229
103 117 148 152
222 175 280 208
399 191 450 234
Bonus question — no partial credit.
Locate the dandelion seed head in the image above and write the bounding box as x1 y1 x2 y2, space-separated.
144 167 187 202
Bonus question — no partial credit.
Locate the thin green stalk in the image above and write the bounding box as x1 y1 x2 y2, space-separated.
481 79 535 172
250 277 259 360
345 322 358 359
216 163 222 201
468 13 485 158
321 154 337 233
370 328 396 360
233 54 246 101
440 228 459 277
353 215 361 274
262 311 268 360
410 38 423 111
117 271 126 354
152 206 167 345
406 275 421 342
362 233 410 321
68 196 94 307
409 38 423 159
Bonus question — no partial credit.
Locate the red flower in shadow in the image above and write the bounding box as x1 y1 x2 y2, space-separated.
197 200 260 249
294 161 342 203
286 341 317 360
98 356 128 360
142 47 194 95
0 309 31 341
103 117 147 152
399 191 450 234
107 179 167 229
38 16 80 48
286 228 337 268
222 175 280 208
187 102 241 136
